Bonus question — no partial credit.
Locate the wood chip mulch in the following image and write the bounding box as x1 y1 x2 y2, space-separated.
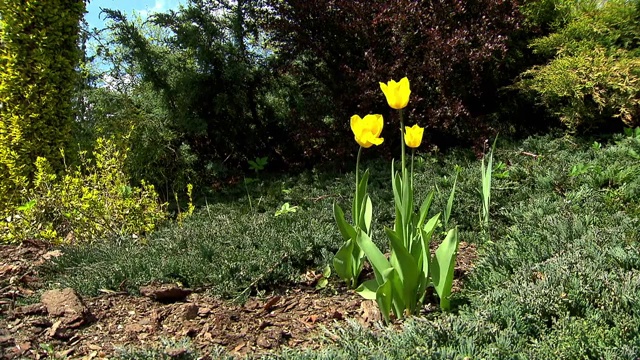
0 239 477 359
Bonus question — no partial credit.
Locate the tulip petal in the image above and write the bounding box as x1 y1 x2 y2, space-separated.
350 115 363 136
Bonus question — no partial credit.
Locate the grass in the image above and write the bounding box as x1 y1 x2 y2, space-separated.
41 131 640 358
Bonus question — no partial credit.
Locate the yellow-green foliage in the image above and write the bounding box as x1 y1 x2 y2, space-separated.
517 0 640 131
0 136 167 244
0 0 85 210
520 47 640 129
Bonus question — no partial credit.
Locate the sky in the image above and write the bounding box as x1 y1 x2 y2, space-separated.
86 0 185 30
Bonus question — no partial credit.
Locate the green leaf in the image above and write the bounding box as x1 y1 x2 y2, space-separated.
356 230 390 284
386 226 419 314
417 191 434 228
16 199 36 212
376 277 393 323
322 265 331 278
443 171 458 229
334 203 356 240
316 278 328 290
431 227 459 311
356 279 379 300
362 195 373 234
353 169 370 222
333 239 355 283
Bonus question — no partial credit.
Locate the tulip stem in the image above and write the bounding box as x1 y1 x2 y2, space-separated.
399 109 406 177
411 149 415 189
356 146 362 187
355 146 362 215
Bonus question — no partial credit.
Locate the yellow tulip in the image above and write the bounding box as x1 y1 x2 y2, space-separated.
380 77 411 110
351 114 384 148
404 124 424 148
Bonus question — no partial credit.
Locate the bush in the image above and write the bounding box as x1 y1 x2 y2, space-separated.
0 136 167 244
0 0 85 210
265 0 522 147
516 0 640 131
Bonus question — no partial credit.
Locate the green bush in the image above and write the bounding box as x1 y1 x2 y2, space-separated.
517 0 640 131
1 136 167 244
0 0 85 210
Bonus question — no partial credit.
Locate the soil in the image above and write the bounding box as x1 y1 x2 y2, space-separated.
0 240 477 359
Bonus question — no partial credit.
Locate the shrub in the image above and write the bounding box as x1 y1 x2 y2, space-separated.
516 0 640 131
264 0 522 146
0 0 85 210
1 136 167 244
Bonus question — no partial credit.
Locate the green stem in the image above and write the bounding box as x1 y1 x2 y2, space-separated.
354 146 362 220
411 149 415 189
399 109 406 177
356 146 362 190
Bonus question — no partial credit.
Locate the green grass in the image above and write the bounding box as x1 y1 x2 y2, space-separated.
41 131 640 358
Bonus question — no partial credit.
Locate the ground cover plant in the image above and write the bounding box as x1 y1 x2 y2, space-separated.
6 130 632 358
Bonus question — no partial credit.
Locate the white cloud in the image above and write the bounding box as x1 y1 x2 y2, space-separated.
136 0 170 17
153 0 166 11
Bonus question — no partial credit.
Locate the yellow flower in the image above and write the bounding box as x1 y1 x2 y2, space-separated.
380 77 411 110
351 114 384 148
404 124 424 148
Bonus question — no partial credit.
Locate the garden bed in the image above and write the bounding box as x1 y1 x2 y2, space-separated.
0 240 477 359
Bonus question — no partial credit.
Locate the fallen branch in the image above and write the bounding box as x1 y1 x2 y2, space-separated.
520 151 540 159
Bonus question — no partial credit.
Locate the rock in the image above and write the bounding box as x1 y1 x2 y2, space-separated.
41 288 91 328
181 303 199 320
140 284 192 303
165 347 187 357
124 323 144 334
197 307 211 317
359 300 381 327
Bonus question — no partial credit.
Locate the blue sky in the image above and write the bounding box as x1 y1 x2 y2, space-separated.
86 0 185 29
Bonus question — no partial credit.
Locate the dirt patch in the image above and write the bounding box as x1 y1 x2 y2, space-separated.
0 240 477 359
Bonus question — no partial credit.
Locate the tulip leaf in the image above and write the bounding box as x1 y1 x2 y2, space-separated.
356 229 390 284
391 162 402 207
443 172 458 230
417 191 435 228
386 268 406 318
353 169 370 221
376 278 393 323
356 279 379 300
333 238 355 284
431 227 459 311
333 203 356 241
363 195 373 234
386 226 419 314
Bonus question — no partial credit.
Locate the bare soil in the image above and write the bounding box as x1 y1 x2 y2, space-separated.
0 240 477 359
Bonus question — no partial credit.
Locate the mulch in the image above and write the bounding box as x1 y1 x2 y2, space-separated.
0 240 477 359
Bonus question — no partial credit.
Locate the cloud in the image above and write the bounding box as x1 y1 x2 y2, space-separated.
136 0 171 17
153 0 167 11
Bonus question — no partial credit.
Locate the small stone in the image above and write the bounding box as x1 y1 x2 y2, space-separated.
139 284 192 303
125 324 144 334
41 288 90 327
165 347 187 357
197 307 211 317
181 303 199 320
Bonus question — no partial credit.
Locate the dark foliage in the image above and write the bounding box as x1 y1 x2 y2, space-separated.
265 0 525 148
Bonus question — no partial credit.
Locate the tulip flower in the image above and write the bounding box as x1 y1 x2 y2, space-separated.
334 113 384 289
404 124 424 148
379 77 411 110
350 114 384 148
